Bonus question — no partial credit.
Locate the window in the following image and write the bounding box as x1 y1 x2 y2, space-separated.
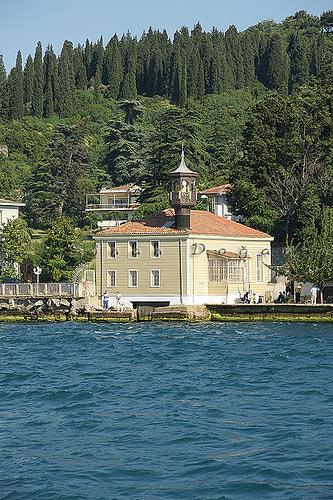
209 259 227 282
129 269 138 287
256 254 264 282
208 197 216 213
228 260 241 283
151 269 160 287
107 270 116 287
107 241 117 258
150 240 161 258
128 240 139 258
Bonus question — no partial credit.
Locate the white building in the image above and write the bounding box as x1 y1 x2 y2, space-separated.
85 185 141 228
0 198 26 229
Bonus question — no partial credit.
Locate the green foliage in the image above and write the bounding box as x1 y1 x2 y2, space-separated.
0 218 31 278
40 216 93 281
26 122 90 228
0 10 331 253
282 208 333 288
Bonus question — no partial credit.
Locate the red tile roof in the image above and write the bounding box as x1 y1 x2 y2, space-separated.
95 209 272 239
207 250 249 259
199 184 232 195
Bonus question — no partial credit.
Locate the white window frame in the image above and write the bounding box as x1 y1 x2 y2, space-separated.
128 240 139 259
150 269 160 288
256 254 264 282
107 270 116 288
150 240 161 258
107 241 117 259
128 269 138 288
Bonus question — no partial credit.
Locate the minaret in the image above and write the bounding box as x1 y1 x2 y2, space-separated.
169 146 198 230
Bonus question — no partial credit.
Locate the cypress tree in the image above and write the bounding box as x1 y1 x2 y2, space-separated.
58 41 75 117
170 47 187 107
23 54 34 108
225 26 245 89
119 38 137 99
43 46 55 117
8 51 24 119
103 35 123 98
90 36 104 85
73 45 87 90
187 45 205 100
84 39 93 81
0 55 8 120
32 42 44 117
288 32 310 91
267 34 289 95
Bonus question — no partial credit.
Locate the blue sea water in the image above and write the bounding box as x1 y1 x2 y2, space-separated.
0 322 332 500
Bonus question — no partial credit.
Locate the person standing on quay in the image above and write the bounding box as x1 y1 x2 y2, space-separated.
102 291 109 310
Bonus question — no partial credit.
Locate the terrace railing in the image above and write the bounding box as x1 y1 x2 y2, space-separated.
0 282 79 298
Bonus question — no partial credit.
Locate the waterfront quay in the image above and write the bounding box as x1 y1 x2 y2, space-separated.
1 302 333 323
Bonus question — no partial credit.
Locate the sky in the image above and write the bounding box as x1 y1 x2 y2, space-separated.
0 0 331 70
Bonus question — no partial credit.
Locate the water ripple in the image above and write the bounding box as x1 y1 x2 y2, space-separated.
0 321 332 499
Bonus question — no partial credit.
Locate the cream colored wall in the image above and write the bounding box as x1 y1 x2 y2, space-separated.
0 206 19 228
95 234 273 303
187 236 273 298
95 236 187 299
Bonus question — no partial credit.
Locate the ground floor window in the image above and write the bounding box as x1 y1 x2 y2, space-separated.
256 254 264 282
150 269 160 287
209 258 250 284
107 270 116 287
129 269 138 287
209 259 227 282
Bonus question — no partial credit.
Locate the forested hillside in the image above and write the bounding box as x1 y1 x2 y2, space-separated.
0 9 332 245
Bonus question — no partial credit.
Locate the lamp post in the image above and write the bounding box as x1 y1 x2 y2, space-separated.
33 266 42 296
200 194 209 211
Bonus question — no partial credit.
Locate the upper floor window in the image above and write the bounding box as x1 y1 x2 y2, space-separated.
150 240 161 258
128 240 139 258
107 241 117 258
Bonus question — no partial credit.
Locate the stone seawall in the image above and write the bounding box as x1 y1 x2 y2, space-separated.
1 299 333 323
208 304 333 322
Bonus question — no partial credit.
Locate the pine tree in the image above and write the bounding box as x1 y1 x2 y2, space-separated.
32 42 44 117
23 54 34 109
0 55 8 120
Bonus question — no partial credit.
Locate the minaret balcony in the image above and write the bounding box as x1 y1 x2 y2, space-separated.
170 191 197 207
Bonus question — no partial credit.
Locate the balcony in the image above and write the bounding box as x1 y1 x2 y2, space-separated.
85 195 140 212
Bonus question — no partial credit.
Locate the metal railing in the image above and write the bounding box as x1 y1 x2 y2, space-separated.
85 202 139 211
0 282 78 297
